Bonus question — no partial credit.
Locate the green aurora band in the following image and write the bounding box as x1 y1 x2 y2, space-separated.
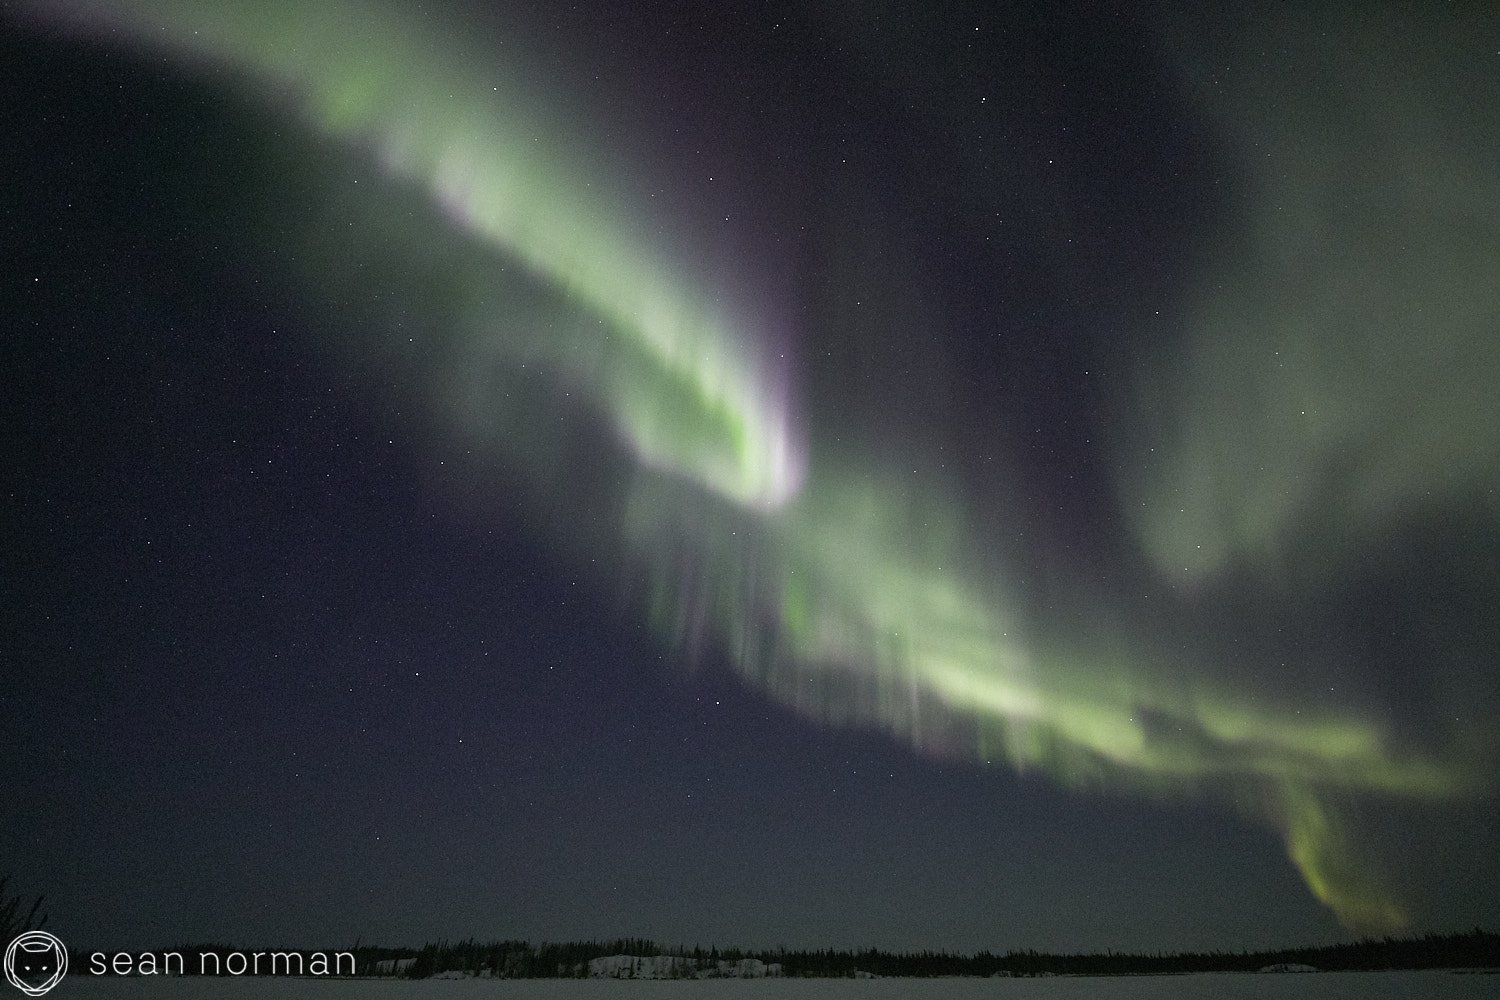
46 0 803 510
39 0 1495 933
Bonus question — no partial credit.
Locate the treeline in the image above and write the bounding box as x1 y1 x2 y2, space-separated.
346 928 1499 977
768 928 1500 977
354 938 756 978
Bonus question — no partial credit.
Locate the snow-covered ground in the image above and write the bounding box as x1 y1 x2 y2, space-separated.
54 970 1500 998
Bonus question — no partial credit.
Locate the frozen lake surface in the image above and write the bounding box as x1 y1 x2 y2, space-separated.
56 971 1500 998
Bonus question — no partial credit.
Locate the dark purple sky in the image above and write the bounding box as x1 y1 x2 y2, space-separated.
4 0 1497 954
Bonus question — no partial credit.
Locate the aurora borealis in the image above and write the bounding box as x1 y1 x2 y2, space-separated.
6 0 1498 951
64 0 806 511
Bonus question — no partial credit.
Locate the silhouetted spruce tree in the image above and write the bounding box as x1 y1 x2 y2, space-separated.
0 877 47 939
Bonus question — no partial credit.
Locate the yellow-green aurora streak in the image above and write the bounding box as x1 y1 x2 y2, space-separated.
41 0 1490 933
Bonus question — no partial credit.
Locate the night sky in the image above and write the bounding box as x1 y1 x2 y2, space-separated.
4 0 1498 955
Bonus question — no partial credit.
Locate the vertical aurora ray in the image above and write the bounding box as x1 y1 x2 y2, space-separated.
624 458 1469 931
30 0 1491 934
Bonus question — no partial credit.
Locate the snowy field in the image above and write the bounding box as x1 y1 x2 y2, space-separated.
53 971 1500 999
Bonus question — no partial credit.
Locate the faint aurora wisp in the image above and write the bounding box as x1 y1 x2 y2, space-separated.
1115 9 1500 586
31 0 1493 933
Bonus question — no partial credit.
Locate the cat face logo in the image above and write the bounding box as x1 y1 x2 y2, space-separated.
4 932 67 996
